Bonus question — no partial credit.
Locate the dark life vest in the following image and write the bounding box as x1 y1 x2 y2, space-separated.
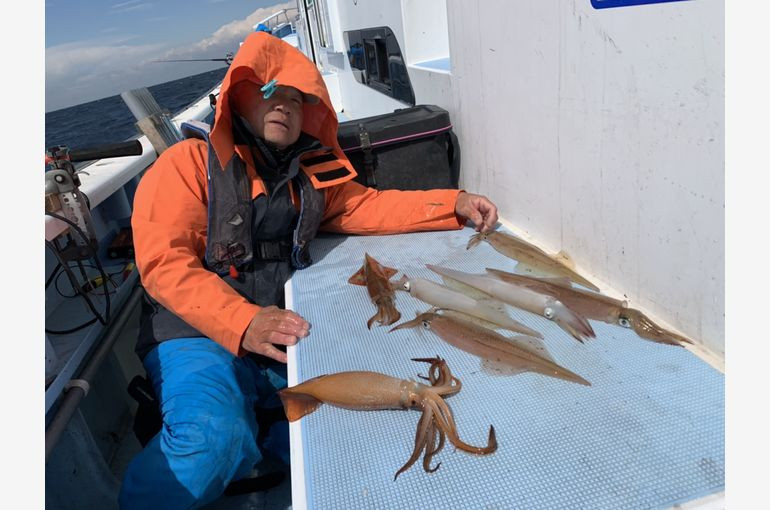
135 120 330 359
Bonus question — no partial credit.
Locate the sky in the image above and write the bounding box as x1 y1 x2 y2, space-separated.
45 0 295 112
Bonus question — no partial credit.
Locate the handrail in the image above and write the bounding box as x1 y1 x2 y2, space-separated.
45 284 145 462
44 80 220 242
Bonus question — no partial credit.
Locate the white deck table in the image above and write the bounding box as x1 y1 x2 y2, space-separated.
286 227 724 510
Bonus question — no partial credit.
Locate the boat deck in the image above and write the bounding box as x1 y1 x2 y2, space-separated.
286 226 724 509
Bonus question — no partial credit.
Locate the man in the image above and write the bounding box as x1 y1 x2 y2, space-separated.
120 32 498 508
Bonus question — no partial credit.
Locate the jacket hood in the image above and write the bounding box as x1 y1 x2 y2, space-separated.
210 32 354 183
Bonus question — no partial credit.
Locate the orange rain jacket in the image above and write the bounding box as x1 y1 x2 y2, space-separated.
132 32 464 356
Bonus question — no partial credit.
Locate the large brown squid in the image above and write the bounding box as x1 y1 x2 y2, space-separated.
278 357 497 479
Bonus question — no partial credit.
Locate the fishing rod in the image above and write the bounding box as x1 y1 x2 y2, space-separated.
152 52 234 65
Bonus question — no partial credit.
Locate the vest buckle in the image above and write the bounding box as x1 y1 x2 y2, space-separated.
255 239 293 261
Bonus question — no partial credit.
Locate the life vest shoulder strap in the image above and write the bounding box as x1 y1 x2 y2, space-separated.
180 120 211 142
299 149 357 188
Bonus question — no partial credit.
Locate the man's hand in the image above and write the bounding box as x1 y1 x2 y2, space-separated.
455 191 499 233
242 306 310 363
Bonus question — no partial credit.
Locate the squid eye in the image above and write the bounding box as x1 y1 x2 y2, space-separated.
619 317 631 328
543 307 554 319
421 320 430 329
403 281 411 291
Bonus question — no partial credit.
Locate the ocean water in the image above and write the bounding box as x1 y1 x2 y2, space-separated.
45 67 228 150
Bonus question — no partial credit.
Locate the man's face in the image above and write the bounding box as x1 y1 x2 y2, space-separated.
231 81 304 149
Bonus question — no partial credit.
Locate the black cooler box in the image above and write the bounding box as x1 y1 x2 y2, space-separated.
336 105 460 190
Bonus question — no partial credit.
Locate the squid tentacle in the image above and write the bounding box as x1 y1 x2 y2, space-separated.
394 404 434 480
432 358 454 386
432 375 462 397
411 357 444 381
423 423 446 473
413 359 441 385
426 397 497 454
367 297 401 329
411 357 462 396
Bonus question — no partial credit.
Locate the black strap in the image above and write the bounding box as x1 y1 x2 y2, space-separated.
313 167 349 182
357 123 377 187
254 238 293 261
127 375 162 448
224 472 286 496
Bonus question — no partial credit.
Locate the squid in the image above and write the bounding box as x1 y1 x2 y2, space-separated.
468 231 601 292
427 264 596 343
394 275 544 338
391 311 590 386
348 253 401 328
485 268 693 346
278 357 497 480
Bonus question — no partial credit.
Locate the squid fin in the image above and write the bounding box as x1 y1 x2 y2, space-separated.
536 275 574 287
481 332 592 386
507 335 556 362
481 356 590 386
486 267 575 289
351 253 400 285
512 261 563 280
441 309 501 331
477 297 508 314
347 264 367 285
278 389 324 422
363 252 399 279
467 233 484 250
554 250 576 269
441 276 492 300
381 266 399 279
476 298 544 337
481 358 528 377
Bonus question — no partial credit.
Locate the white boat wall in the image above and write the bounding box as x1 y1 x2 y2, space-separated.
295 0 724 360
44 1 724 509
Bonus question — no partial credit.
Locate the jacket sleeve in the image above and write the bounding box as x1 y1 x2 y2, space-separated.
320 178 465 234
131 140 258 356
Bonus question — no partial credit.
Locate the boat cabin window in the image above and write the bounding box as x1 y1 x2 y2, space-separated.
305 0 330 48
344 27 415 106
364 39 390 87
273 23 294 39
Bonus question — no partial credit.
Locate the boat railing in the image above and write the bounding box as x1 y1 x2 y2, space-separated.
44 82 219 243
255 7 299 31
45 82 221 419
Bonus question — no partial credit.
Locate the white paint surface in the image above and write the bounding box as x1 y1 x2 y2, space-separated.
324 0 412 119
318 0 724 356
445 0 724 355
402 0 450 65
321 72 343 112
284 281 308 510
